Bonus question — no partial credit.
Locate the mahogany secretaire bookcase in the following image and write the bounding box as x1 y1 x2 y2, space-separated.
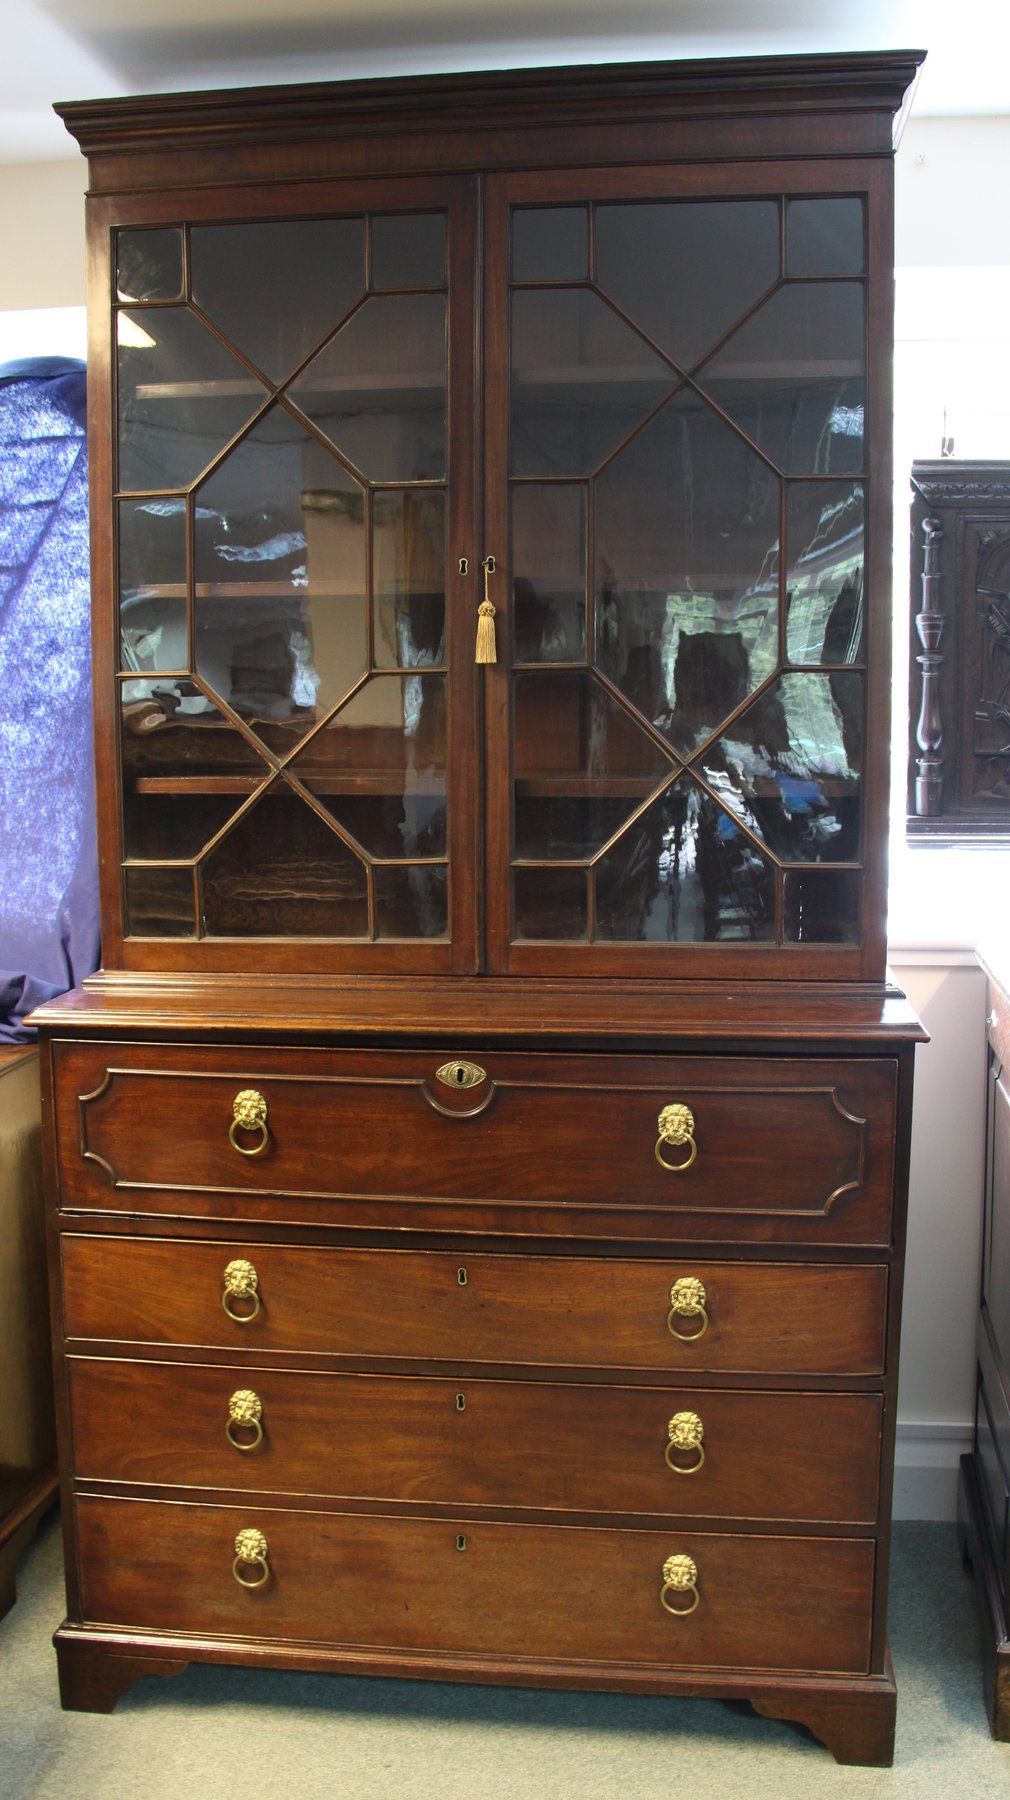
32 51 925 1764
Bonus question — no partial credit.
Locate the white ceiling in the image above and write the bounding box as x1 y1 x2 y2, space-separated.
6 0 1009 163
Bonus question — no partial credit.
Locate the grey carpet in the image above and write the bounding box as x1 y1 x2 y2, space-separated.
2 1515 1009 1798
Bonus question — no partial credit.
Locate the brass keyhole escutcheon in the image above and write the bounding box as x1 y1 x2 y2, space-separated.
436 1060 487 1091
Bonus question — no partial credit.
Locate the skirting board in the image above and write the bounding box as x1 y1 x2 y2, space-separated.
893 1422 973 1520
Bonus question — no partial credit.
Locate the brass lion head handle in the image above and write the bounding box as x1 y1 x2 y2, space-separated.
655 1103 697 1173
667 1275 709 1342
232 1527 270 1589
222 1258 261 1324
665 1410 705 1474
229 1088 270 1157
226 1388 264 1452
660 1552 700 1616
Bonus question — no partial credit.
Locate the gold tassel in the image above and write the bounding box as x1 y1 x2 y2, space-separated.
475 599 497 664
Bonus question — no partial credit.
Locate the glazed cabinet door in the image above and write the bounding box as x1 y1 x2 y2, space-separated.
482 164 890 979
99 176 479 972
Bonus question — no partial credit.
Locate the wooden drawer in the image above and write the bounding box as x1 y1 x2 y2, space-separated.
74 1495 875 1675
52 1039 898 1245
62 1236 889 1377
68 1358 883 1525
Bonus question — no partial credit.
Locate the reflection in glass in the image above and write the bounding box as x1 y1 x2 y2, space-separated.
202 784 368 936
511 208 589 284
190 218 365 384
125 865 195 936
786 199 864 278
371 214 446 291
513 670 671 859
117 230 184 303
194 405 367 739
117 308 268 493
784 869 861 943
700 671 862 862
123 791 240 861
786 483 864 665
595 200 779 370
290 294 447 482
373 490 446 668
300 672 446 858
375 865 448 938
594 389 779 752
119 497 188 673
510 288 677 478
695 283 866 476
594 778 775 942
512 485 586 662
513 866 588 940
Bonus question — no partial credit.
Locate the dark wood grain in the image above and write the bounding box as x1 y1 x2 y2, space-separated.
68 1358 883 1525
61 1235 889 1377
73 1494 876 1674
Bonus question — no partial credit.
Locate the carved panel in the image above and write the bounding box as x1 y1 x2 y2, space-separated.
908 461 1010 840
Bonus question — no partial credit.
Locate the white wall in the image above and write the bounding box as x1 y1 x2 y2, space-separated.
4 104 1009 1520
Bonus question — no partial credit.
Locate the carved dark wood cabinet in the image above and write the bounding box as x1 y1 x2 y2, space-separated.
960 952 1010 1736
908 461 1010 841
32 52 924 1764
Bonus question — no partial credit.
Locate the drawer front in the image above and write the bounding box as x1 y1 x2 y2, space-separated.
68 1358 883 1525
53 1040 897 1245
62 1236 889 1377
74 1495 875 1674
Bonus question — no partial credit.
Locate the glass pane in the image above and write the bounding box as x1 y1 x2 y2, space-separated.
513 670 671 859
786 482 864 665
290 294 446 482
202 785 368 936
373 490 446 668
594 389 780 752
194 405 366 744
695 283 865 476
784 869 861 943
298 672 446 858
119 498 187 672
371 214 446 290
123 791 240 860
513 866 588 940
700 671 862 863
117 308 268 493
125 865 195 936
786 199 864 278
375 865 448 938
512 208 589 283
121 686 272 783
190 218 365 384
595 200 780 370
117 229 183 303
594 779 775 942
510 289 677 478
512 485 586 663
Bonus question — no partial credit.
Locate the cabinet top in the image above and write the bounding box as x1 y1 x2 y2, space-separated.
56 50 925 183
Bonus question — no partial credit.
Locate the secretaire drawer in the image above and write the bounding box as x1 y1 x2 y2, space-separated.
68 1357 883 1524
61 1236 889 1376
74 1495 876 1675
51 1039 898 1245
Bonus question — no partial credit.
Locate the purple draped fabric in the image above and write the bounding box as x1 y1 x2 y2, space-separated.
0 356 99 1040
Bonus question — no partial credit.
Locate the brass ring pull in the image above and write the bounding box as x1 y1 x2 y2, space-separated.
665 1410 705 1475
232 1527 270 1589
655 1103 697 1173
222 1258 261 1324
660 1553 700 1617
226 1389 264 1452
666 1276 709 1342
229 1088 270 1157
